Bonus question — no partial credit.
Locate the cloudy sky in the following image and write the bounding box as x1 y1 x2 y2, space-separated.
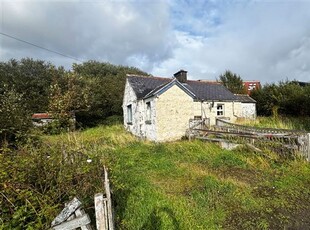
1 0 310 83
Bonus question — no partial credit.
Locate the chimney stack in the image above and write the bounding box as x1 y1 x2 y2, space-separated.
174 70 187 83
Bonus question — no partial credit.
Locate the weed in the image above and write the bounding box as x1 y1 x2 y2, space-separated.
2 124 310 229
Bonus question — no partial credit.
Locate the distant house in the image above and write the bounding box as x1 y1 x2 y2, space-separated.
32 112 76 127
122 70 256 142
32 113 54 127
243 80 261 95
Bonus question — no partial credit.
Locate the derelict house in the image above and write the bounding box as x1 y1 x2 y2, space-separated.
123 70 256 142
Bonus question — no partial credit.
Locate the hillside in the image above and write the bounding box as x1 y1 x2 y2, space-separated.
1 124 310 229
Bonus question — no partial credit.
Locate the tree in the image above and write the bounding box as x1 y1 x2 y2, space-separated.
251 81 310 117
72 61 148 126
0 58 149 129
0 58 64 113
218 70 246 94
48 73 90 131
0 84 31 147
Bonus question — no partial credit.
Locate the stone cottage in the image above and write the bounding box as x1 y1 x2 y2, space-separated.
122 70 256 142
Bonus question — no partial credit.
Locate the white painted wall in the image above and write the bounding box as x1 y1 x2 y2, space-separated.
240 103 256 119
122 80 158 140
122 79 142 137
144 98 157 141
32 118 54 127
193 101 242 126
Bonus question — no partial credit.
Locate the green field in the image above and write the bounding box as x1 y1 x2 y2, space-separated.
1 124 310 229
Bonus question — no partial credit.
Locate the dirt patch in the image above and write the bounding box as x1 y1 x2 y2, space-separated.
224 185 310 229
225 204 310 230
252 185 277 198
283 192 310 230
217 167 263 186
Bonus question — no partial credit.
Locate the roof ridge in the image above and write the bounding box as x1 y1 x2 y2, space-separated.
126 74 172 80
187 79 221 85
144 80 173 98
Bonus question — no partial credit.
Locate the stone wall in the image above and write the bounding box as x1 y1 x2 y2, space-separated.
122 80 143 137
123 80 158 141
155 85 194 141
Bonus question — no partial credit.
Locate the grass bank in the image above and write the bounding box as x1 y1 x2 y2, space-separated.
238 116 310 131
1 124 310 229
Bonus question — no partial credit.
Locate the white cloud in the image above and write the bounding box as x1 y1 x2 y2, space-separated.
0 0 310 83
0 0 174 69
152 0 310 83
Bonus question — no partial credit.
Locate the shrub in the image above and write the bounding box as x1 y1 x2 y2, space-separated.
0 138 104 229
0 85 32 149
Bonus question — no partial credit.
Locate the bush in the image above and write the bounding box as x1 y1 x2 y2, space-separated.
0 85 32 149
102 115 123 125
0 138 104 229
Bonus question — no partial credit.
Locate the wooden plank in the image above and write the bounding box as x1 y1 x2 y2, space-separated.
104 166 114 230
103 198 108 230
64 202 76 228
307 133 310 161
195 137 224 142
75 208 93 230
194 128 298 140
51 197 82 227
95 193 106 230
52 214 91 230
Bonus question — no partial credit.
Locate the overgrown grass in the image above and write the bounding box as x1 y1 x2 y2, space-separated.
1 123 310 229
238 116 310 131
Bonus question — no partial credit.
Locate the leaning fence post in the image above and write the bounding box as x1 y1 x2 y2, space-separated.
104 167 114 230
307 133 310 161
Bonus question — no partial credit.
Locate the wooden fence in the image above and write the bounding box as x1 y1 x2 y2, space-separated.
188 118 310 161
187 118 210 139
95 167 114 230
51 167 114 230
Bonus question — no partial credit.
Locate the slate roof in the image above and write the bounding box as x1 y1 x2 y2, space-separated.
32 113 52 119
234 94 256 103
127 75 239 101
184 80 237 101
127 75 171 99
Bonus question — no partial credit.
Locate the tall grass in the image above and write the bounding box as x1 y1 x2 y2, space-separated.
2 124 310 229
69 125 310 229
238 116 310 131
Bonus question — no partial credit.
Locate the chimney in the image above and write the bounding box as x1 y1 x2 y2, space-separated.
174 70 187 83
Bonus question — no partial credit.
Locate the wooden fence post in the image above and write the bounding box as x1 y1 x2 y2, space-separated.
95 193 107 230
307 133 310 161
94 167 114 230
104 167 114 230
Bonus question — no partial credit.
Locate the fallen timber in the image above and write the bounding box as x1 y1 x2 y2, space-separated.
51 166 114 230
187 118 310 161
193 128 299 139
